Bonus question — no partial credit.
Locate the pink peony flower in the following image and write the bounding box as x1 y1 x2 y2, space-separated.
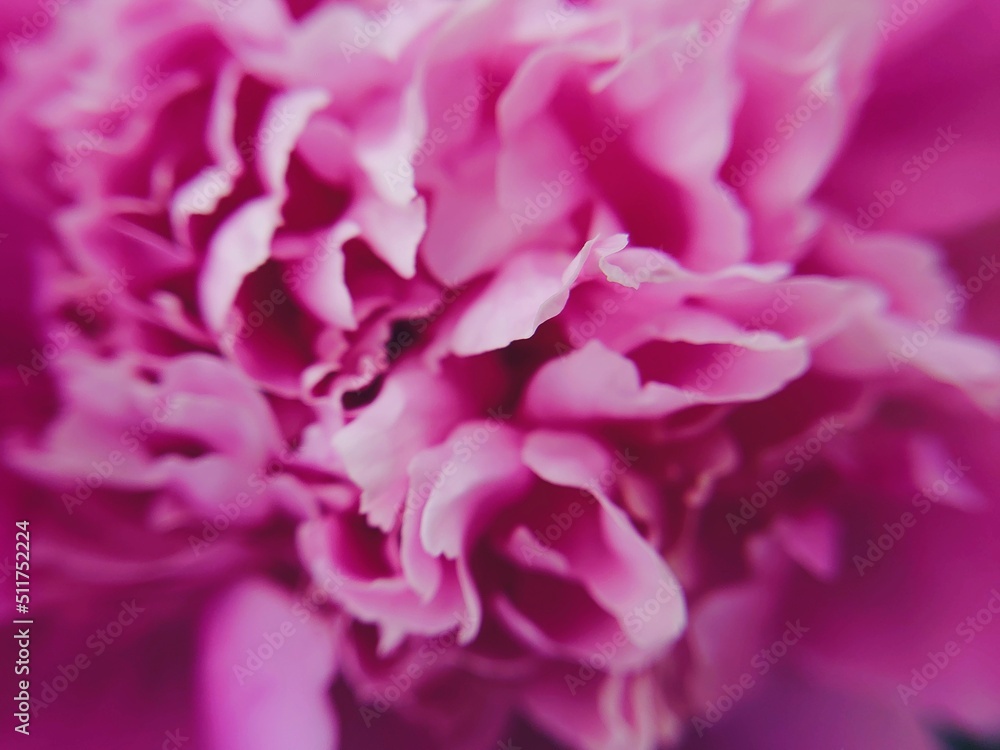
1 0 999 748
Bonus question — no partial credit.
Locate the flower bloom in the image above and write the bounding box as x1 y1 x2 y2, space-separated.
1 0 1000 748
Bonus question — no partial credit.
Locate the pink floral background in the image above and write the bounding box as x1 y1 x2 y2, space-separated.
1 0 999 748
